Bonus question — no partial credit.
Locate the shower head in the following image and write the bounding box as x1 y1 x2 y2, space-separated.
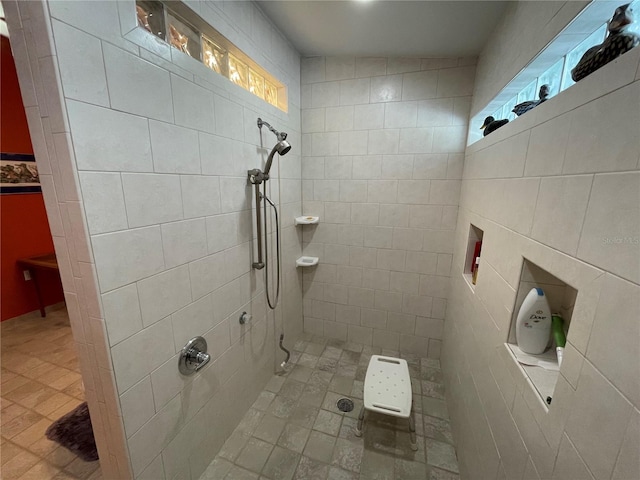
264 139 291 177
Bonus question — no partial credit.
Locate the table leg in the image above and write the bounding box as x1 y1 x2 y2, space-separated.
30 269 46 318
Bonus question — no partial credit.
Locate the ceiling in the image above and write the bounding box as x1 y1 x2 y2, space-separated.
257 1 509 57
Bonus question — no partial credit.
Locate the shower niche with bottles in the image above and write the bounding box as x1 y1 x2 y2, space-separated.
506 259 577 406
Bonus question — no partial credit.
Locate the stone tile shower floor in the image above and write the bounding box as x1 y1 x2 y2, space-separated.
1 306 101 480
202 334 460 480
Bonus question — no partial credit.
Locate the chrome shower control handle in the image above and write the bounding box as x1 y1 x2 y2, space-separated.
193 351 210 371
178 336 210 375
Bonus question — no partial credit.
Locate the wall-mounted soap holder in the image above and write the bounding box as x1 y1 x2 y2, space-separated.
295 216 319 226
296 256 319 267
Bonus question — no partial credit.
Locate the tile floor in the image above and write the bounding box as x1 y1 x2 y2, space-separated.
202 334 460 480
1 306 101 480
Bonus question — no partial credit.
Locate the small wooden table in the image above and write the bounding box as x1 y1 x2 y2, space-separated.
17 253 59 317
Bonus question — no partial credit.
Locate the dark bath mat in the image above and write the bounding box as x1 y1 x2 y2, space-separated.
45 402 99 462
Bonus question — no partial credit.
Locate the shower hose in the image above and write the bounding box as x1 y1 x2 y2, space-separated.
261 190 280 310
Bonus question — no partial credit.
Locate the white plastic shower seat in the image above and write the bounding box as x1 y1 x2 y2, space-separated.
355 355 417 450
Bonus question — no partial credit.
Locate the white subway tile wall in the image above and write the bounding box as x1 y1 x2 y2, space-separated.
5 0 301 478
442 4 640 479
301 56 474 356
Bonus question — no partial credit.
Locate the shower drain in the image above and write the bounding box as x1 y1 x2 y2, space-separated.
336 398 354 412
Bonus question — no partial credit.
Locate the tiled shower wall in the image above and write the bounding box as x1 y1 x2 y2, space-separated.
300 56 474 356
443 2 640 478
5 1 303 478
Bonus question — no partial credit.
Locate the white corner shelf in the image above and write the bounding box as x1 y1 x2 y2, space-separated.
295 216 319 226
296 256 319 267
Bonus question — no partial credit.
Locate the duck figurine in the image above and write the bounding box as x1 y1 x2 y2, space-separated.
480 116 509 136
571 2 640 82
512 84 550 116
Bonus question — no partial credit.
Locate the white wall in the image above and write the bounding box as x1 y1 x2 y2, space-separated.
4 1 303 478
300 56 475 356
444 3 640 477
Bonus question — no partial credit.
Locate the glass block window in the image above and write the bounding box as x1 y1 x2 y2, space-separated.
468 0 622 146
202 36 225 75
136 0 165 39
518 79 537 104
249 69 265 99
504 95 518 121
265 80 278 108
537 58 565 97
135 0 287 112
166 12 200 59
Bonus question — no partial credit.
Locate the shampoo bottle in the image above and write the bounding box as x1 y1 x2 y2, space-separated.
516 288 552 354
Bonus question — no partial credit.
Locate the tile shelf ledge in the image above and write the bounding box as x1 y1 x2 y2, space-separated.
505 343 559 411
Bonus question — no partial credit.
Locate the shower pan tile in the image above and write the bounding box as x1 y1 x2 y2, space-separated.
262 446 301 480
278 424 312 454
253 414 287 444
425 439 459 474
293 455 329 480
235 438 274 474
304 431 337 463
203 336 460 480
313 409 342 436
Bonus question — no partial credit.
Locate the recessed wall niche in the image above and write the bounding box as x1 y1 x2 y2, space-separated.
463 224 483 289
506 259 577 405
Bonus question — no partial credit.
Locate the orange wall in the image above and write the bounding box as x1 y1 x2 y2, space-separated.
1 35 64 321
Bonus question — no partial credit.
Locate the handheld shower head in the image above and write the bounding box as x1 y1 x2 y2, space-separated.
264 139 291 177
258 118 292 178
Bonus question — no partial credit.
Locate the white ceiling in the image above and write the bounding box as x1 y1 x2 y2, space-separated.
257 1 508 57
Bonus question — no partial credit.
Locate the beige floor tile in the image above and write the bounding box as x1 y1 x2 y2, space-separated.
1 369 19 385
62 380 85 400
62 457 100 480
36 368 75 388
48 372 82 392
34 392 77 417
1 376 32 395
51 471 79 480
0 397 14 410
16 460 60 480
2 410 44 439
22 362 58 381
1 440 27 466
1 355 45 376
28 436 60 458
46 445 78 469
14 384 59 410
1 402 27 425
87 466 103 480
47 399 83 421
4 380 47 404
1 448 41 479
12 418 53 449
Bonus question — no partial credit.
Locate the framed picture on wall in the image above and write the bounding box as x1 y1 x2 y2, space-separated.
1 153 41 194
